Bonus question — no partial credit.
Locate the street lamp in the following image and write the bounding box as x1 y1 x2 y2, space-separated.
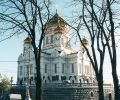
25 80 31 100
10 76 13 87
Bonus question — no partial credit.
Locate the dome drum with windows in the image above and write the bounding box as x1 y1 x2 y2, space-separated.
54 25 64 34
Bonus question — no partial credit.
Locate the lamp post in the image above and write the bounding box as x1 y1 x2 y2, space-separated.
25 79 31 100
25 46 31 100
10 76 13 87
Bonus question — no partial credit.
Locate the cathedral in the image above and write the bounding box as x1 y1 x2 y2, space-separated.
16 13 114 100
17 12 96 85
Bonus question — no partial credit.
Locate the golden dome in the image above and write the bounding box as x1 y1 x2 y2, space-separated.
24 37 31 44
81 38 88 45
46 13 68 27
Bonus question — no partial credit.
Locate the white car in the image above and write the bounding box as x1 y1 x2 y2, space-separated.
9 94 21 100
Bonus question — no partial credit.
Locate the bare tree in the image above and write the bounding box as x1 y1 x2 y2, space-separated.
72 0 120 100
105 0 120 99
0 0 51 100
78 1 106 100
71 0 106 100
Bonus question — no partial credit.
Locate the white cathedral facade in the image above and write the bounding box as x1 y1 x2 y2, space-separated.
17 13 96 85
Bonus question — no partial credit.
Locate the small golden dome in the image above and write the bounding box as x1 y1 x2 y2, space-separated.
81 38 88 45
24 37 31 44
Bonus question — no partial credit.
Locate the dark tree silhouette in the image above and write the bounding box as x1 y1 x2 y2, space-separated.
71 0 120 100
0 0 51 100
106 0 120 99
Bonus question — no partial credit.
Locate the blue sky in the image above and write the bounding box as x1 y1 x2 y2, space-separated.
0 0 119 84
0 34 25 83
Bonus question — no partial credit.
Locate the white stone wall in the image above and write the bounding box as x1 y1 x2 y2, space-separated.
18 42 95 84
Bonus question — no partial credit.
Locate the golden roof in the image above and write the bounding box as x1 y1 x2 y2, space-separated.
81 38 88 45
46 13 68 26
24 37 31 44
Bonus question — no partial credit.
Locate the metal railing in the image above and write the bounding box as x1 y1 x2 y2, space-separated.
10 83 113 89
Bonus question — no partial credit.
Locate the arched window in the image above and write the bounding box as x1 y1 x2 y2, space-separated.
55 64 57 73
72 80 74 83
108 93 112 100
45 64 47 73
72 63 74 73
51 35 53 43
62 63 65 73
45 80 47 84
79 79 81 83
86 79 89 83
19 66 23 75
30 64 33 74
91 92 94 97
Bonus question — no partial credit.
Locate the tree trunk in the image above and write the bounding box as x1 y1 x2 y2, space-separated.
35 62 42 100
112 69 120 100
97 75 104 100
33 46 42 100
106 0 120 99
32 38 43 100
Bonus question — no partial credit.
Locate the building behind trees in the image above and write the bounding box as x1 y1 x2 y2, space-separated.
16 13 114 100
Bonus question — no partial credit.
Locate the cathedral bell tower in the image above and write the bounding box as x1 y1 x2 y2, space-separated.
81 38 89 53
23 37 32 54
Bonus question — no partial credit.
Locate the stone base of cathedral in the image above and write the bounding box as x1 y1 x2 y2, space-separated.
10 83 114 100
